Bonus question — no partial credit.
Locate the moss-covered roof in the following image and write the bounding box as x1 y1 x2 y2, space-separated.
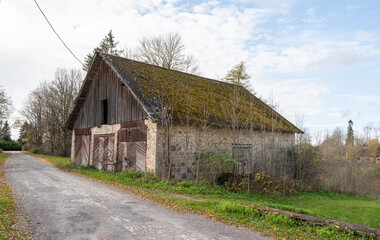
100 53 302 133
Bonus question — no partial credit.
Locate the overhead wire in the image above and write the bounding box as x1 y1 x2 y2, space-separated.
32 0 85 68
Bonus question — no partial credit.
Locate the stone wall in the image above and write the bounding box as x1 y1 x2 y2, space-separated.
144 119 157 173
154 123 295 181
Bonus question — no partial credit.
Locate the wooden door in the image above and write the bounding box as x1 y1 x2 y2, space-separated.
93 134 115 171
74 135 82 165
74 128 90 166
117 121 147 172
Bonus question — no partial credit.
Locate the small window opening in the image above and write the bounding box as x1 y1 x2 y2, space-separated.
101 99 108 124
128 130 132 142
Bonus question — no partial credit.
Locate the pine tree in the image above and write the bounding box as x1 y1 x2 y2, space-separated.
18 122 29 144
1 121 11 142
83 30 124 71
345 119 354 161
346 119 354 147
224 62 252 92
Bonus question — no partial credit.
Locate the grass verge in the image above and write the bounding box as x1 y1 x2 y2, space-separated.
0 153 28 239
32 153 378 239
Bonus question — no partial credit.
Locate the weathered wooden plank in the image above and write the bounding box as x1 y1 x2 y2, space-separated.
74 128 90 135
81 135 90 166
74 135 82 165
104 135 115 171
117 142 128 171
135 141 146 172
127 142 137 170
93 135 104 170
72 58 149 129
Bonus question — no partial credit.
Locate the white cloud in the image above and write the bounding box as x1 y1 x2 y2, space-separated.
355 31 380 43
345 4 360 10
254 78 329 118
314 49 361 68
338 94 380 103
325 112 341 117
303 7 327 25
237 0 297 11
0 0 379 138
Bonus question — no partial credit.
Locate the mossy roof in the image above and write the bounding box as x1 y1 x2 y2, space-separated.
100 53 302 133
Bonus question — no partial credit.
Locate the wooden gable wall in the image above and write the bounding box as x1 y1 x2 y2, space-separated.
73 60 148 128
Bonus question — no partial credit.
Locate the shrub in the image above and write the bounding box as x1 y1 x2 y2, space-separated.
0 141 22 151
200 150 236 181
287 143 322 188
177 180 192 188
222 171 308 196
29 147 42 154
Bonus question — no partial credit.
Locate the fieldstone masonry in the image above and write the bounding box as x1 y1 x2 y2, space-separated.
154 123 295 180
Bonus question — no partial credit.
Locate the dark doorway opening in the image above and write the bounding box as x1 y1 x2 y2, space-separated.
101 99 108 124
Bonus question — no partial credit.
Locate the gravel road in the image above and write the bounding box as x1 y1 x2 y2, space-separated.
5 152 269 240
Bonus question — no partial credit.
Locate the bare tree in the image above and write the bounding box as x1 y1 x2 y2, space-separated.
363 124 373 140
374 127 380 140
21 68 82 155
22 87 45 147
133 33 200 74
313 130 323 146
0 86 13 122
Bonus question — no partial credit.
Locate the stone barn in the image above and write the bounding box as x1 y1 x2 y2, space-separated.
66 52 302 180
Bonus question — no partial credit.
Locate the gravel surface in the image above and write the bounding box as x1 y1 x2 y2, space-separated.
6 152 270 240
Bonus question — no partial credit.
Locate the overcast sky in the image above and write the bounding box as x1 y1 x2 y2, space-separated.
0 0 379 139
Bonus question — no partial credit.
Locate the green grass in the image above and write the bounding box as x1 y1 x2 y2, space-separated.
0 153 28 239
209 190 380 228
34 153 73 167
33 153 379 239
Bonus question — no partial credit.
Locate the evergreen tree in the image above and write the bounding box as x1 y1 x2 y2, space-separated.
83 30 124 71
346 119 354 147
1 121 12 142
345 119 355 161
18 122 29 144
224 61 252 92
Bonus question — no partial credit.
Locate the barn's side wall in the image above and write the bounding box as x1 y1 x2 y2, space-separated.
154 123 295 180
73 60 148 129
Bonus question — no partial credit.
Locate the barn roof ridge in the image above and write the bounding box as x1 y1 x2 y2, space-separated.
100 52 247 89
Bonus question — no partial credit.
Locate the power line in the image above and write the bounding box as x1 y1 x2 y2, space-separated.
33 0 84 67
